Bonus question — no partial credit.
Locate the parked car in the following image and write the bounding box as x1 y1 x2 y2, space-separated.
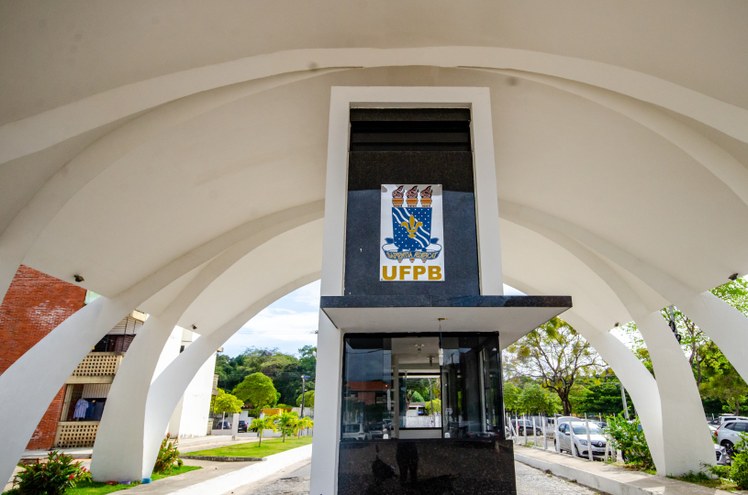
342 423 368 441
715 444 729 465
237 420 248 433
555 418 607 458
718 415 748 424
512 419 543 436
214 420 231 429
714 419 748 456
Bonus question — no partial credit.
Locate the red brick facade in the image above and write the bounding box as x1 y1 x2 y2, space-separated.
0 265 86 449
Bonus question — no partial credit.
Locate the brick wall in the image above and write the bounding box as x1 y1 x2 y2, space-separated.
0 265 86 449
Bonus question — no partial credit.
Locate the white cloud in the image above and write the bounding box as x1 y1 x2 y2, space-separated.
221 280 320 357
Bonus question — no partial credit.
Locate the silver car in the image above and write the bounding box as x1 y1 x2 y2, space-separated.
556 419 607 458
714 419 748 456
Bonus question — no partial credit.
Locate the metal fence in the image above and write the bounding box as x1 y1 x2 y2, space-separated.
506 414 621 463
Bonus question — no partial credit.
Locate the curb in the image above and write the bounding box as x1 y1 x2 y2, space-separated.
182 455 265 462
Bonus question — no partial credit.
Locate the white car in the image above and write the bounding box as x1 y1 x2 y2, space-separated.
718 415 748 424
714 419 748 456
342 423 368 441
555 418 607 458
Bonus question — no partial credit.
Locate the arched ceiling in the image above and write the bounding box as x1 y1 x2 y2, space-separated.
2 0 748 345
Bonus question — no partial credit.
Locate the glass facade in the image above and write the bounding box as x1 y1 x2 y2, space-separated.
342 332 504 442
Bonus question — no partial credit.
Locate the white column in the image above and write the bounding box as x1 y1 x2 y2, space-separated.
310 312 343 495
569 318 666 471
90 317 180 481
0 296 132 488
635 311 714 474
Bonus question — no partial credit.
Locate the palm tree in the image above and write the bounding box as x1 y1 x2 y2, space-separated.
277 411 299 442
297 416 314 437
250 415 278 446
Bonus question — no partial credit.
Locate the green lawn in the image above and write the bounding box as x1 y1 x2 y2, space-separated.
63 465 201 495
186 436 312 458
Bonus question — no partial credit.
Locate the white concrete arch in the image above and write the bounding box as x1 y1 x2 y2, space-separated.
93 220 323 480
1 3 746 482
0 70 334 300
563 314 666 472
139 271 320 481
506 274 666 470
500 201 690 312
3 45 747 165
92 212 324 480
499 218 714 473
635 311 715 473
678 291 748 383
2 56 744 304
482 68 748 209
0 203 323 486
505 270 712 474
0 295 135 488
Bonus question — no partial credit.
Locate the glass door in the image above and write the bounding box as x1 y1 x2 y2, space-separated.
341 332 503 441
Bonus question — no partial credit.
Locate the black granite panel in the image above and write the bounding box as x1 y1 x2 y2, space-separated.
347 151 474 191
338 439 517 495
321 295 573 310
351 108 471 122
345 151 479 297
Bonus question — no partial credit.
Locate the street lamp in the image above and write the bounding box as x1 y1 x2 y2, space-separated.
300 375 311 418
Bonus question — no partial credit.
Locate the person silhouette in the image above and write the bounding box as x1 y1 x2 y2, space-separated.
396 441 419 486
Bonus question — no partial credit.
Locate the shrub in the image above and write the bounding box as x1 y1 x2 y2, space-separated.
13 450 91 495
731 433 748 489
153 434 183 474
605 414 654 470
708 464 731 479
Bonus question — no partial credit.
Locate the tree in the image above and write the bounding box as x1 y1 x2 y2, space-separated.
407 390 425 403
518 382 560 415
277 411 300 442
573 376 631 416
216 346 317 407
711 277 748 316
620 298 748 415
296 390 315 409
699 344 748 414
506 317 605 415
212 389 243 429
298 345 317 380
232 372 279 410
250 415 278 446
215 354 250 392
503 382 521 414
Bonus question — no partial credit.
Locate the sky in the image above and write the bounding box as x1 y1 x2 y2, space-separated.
221 280 527 357
221 280 321 357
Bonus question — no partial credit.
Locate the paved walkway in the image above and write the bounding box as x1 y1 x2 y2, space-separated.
516 444 748 495
6 436 748 495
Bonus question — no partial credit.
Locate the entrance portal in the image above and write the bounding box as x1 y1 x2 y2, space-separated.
311 87 571 494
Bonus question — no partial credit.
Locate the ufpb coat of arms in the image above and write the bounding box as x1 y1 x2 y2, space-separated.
380 184 444 282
